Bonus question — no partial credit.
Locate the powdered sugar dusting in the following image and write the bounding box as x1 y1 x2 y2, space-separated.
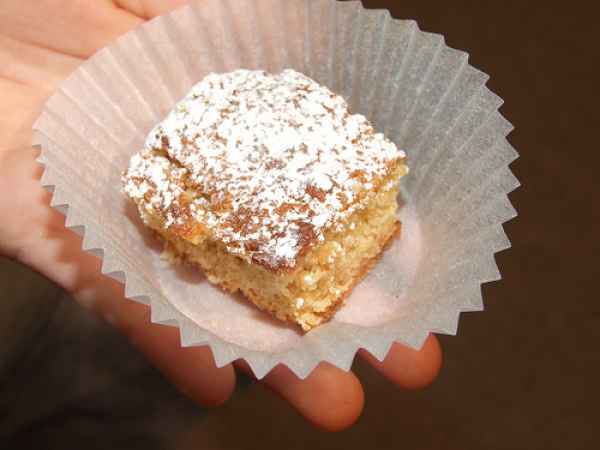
123 69 406 270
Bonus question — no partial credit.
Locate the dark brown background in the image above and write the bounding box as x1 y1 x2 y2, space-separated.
1 1 597 449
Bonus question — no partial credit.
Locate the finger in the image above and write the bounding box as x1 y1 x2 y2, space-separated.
114 293 237 407
0 34 81 91
237 361 364 431
359 334 442 390
0 81 47 152
28 228 237 407
114 0 190 19
0 0 142 58
49 223 238 407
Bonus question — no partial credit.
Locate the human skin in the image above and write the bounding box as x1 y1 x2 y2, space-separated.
0 0 441 431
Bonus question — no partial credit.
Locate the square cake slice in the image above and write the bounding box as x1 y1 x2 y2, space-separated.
123 69 407 330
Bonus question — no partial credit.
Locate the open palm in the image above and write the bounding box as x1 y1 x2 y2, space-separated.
0 0 441 430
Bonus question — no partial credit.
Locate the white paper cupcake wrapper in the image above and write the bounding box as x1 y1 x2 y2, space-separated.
32 0 519 379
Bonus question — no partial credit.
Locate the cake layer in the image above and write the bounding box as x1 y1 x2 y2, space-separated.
153 172 400 330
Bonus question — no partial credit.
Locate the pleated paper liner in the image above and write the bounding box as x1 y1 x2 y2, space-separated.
32 0 518 379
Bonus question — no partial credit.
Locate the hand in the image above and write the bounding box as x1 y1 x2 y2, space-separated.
0 0 441 431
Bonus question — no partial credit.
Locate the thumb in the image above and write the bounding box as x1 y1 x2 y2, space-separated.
114 0 191 19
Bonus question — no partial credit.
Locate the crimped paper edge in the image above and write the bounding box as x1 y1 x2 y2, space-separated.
31 0 519 380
